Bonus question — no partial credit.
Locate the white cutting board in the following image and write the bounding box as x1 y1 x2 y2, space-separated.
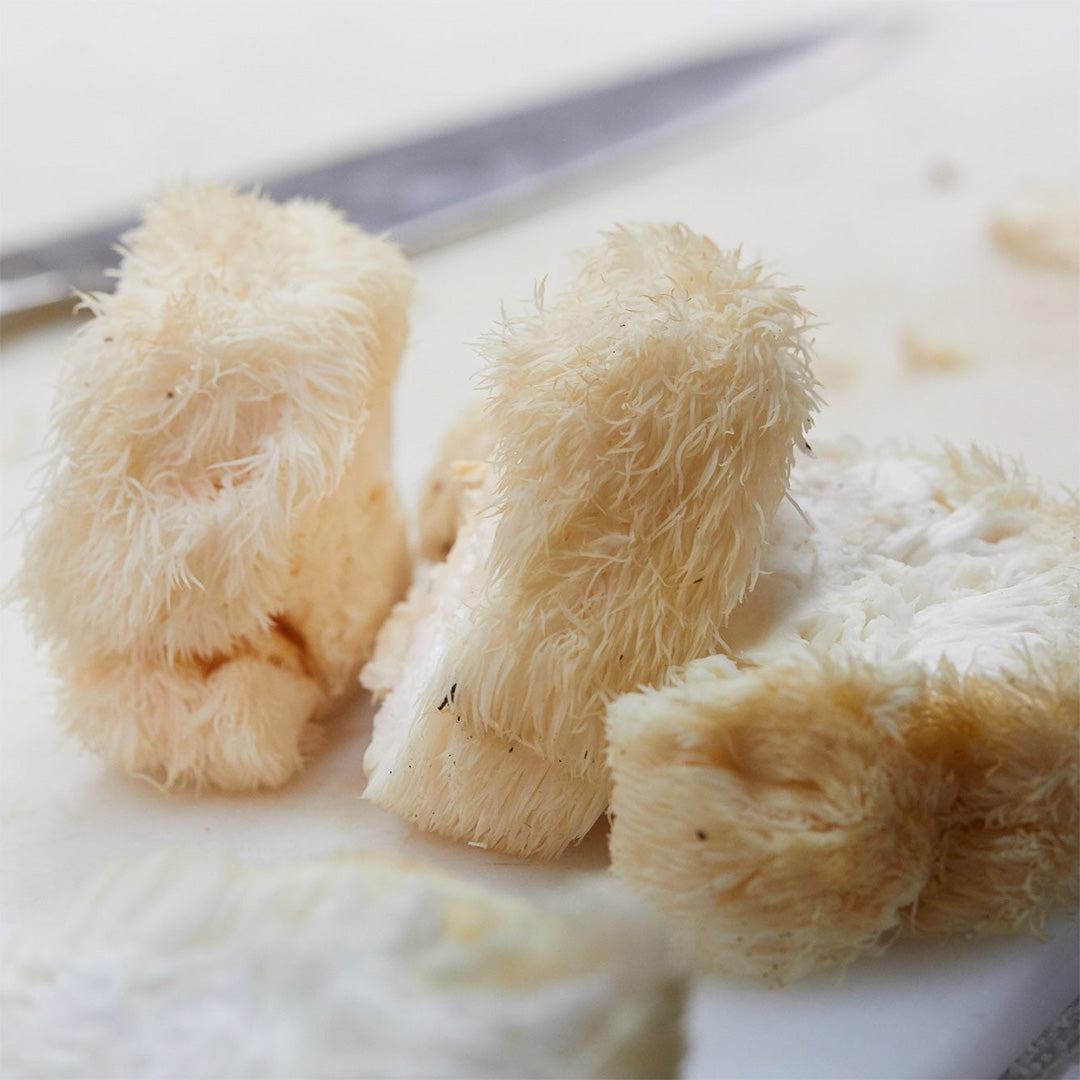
2 2 1077 1077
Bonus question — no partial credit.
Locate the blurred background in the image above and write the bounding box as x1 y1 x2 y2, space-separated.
2 0 1077 493
1 2 1078 1077
1 0 885 247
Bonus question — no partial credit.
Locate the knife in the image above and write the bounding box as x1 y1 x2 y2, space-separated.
0 15 903 321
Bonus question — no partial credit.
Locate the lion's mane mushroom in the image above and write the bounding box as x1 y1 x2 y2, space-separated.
606 442 1080 983
16 185 413 790
1 850 687 1078
362 223 820 857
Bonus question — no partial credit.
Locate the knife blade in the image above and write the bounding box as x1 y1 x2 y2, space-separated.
0 15 903 321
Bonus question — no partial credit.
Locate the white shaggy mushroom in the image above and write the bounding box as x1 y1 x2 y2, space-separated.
362 224 820 857
0 851 687 1079
15 185 413 790
606 442 1080 984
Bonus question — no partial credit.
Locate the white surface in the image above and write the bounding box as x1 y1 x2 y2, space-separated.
1 2 1078 1078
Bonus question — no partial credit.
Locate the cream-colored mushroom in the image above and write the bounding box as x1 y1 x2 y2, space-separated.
16 185 413 790
1 850 687 1079
606 443 1080 983
363 223 820 857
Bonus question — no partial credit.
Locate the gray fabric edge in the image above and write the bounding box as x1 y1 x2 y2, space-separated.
1001 998 1080 1080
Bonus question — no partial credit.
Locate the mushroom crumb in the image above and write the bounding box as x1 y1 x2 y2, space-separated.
991 186 1080 273
901 330 970 373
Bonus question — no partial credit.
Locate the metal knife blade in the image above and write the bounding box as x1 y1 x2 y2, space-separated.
0 16 903 321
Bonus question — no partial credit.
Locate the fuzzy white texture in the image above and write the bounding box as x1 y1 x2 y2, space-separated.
462 224 820 768
0 850 686 1080
362 477 609 858
720 440 1079 673
606 442 1079 983
364 223 819 858
14 186 414 789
